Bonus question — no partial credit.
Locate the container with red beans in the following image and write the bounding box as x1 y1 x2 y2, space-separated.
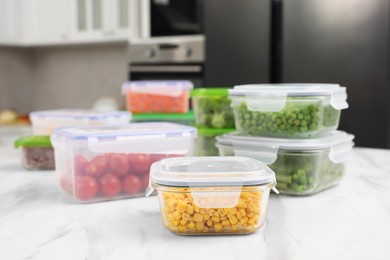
51 122 197 203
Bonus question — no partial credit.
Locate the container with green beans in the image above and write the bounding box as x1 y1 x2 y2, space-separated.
229 84 348 138
216 131 354 195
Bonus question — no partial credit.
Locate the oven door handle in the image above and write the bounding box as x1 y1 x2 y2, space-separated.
130 65 202 73
159 43 179 50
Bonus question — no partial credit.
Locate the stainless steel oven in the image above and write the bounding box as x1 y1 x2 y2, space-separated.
128 0 205 86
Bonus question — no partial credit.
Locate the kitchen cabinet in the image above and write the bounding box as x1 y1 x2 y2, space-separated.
0 0 130 46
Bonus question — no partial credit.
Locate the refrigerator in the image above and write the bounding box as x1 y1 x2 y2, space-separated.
204 0 390 148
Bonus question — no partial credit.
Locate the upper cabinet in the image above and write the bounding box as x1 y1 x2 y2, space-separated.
0 0 130 46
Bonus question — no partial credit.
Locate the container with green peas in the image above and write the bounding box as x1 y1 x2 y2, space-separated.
228 84 348 138
216 131 354 195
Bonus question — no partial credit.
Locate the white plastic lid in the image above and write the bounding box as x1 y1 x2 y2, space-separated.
122 80 193 97
150 156 275 187
216 131 354 164
30 109 131 121
229 83 348 112
51 122 197 154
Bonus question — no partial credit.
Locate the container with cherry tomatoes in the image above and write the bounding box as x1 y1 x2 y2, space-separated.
51 122 197 203
122 80 193 114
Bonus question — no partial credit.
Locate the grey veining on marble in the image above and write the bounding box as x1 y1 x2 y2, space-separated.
1 146 390 260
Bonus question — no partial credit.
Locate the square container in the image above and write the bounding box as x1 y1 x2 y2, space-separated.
51 122 197 203
147 156 277 235
191 88 235 128
30 109 131 135
15 136 55 170
216 131 354 195
132 111 195 126
229 84 348 138
196 128 235 156
122 80 193 114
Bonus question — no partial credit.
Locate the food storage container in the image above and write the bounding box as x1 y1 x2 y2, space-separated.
216 131 354 195
122 80 193 114
132 111 195 126
15 135 55 170
30 109 131 135
191 88 235 128
229 84 348 138
51 122 197 203
195 128 235 156
147 156 277 235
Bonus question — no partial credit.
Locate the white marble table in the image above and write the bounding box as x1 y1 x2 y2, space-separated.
1 146 390 260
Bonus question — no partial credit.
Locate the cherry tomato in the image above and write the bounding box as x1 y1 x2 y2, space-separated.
60 174 73 194
86 155 110 178
128 154 152 175
75 176 99 201
109 153 131 178
150 154 169 162
100 174 122 197
74 155 89 176
122 174 142 195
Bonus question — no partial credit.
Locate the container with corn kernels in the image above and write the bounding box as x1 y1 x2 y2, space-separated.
147 156 277 235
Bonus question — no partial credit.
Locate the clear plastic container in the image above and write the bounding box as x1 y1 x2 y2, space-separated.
216 131 354 195
147 156 277 235
30 109 131 135
122 80 193 114
195 128 235 156
15 135 55 170
191 88 235 128
51 122 197 203
229 84 348 138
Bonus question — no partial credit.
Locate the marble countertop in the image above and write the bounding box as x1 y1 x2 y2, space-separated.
1 144 390 260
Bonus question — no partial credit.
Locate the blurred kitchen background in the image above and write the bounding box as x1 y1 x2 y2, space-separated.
0 0 389 148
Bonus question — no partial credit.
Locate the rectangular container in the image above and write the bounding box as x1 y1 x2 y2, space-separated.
51 123 197 203
191 88 235 128
15 136 55 170
148 156 277 235
229 84 348 138
195 128 235 156
216 131 354 195
30 109 131 135
122 80 193 114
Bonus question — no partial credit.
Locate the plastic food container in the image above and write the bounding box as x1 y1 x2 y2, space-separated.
132 111 195 126
216 131 354 195
229 84 348 138
191 88 235 128
30 109 131 135
196 128 235 156
15 136 55 170
147 156 277 235
51 122 197 203
122 80 193 114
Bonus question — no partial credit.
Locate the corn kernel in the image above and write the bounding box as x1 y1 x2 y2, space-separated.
194 206 200 213
227 207 237 217
206 219 213 227
247 202 257 212
208 209 215 216
237 200 247 209
229 216 238 225
173 211 181 220
239 209 246 217
222 220 230 226
186 204 194 215
182 213 191 220
195 222 204 231
171 220 180 226
248 216 257 225
180 219 188 225
236 211 242 219
215 223 223 232
232 224 238 231
167 213 175 221
223 208 230 214
178 225 187 232
240 217 248 224
204 214 210 221
177 200 187 213
247 212 255 218
211 216 220 223
193 213 203 222
200 208 207 215
220 216 227 221
187 221 195 229
218 208 226 216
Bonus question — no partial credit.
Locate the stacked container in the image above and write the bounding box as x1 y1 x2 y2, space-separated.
216 84 354 195
15 109 131 170
191 88 235 156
